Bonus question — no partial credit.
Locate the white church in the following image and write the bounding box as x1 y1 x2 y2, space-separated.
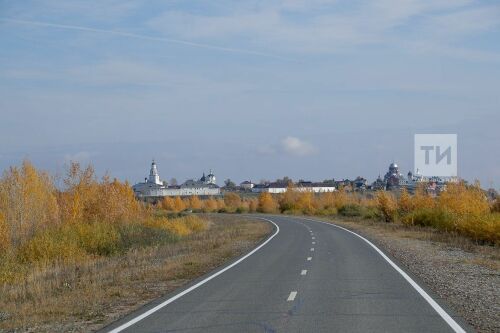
132 160 220 200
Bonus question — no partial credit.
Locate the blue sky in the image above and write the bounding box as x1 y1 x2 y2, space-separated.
0 0 499 187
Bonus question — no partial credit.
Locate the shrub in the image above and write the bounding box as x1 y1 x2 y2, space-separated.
338 204 363 217
74 222 121 256
235 207 247 214
362 206 380 220
146 216 207 237
403 208 454 230
118 223 179 248
17 226 86 264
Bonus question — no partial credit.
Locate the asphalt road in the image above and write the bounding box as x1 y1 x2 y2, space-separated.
102 215 470 333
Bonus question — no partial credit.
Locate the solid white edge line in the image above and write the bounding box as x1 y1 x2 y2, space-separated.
301 217 466 333
106 218 280 333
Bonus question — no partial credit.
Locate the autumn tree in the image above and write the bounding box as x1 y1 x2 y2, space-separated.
278 187 299 212
189 196 202 211
248 199 258 213
376 191 397 222
58 162 98 224
296 191 317 214
0 160 59 247
224 193 241 211
94 177 142 224
438 182 489 216
172 196 186 212
202 197 218 212
161 197 176 211
258 192 278 213
398 188 413 214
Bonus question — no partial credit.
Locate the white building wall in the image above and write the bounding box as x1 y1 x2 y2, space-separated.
268 187 287 194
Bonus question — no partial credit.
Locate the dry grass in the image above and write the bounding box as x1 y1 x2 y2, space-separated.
0 215 271 333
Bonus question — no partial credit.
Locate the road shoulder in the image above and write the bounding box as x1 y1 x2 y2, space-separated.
318 217 499 333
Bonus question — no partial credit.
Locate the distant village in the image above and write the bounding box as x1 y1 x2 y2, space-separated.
132 160 458 201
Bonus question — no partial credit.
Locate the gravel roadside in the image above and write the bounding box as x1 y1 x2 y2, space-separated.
327 218 499 333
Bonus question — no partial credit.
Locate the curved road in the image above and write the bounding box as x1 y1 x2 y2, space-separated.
102 215 470 333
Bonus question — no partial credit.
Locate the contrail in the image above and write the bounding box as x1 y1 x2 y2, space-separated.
0 18 292 61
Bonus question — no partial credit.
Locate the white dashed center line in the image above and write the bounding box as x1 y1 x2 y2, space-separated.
287 291 298 301
301 270 307 275
312 237 315 240
312 242 316 245
307 257 312 261
310 248 315 251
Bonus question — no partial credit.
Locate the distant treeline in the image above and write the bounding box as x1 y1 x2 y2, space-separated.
160 185 500 245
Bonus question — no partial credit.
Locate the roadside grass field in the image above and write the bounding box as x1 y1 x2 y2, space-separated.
0 214 270 332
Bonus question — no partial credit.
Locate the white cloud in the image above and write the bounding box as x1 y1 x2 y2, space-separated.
281 136 318 156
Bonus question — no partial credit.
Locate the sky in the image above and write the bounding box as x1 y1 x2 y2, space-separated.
0 0 499 188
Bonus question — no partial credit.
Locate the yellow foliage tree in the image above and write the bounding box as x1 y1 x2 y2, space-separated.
58 163 142 225
216 199 226 211
296 191 316 214
376 191 397 222
161 197 176 211
278 187 299 212
0 160 59 247
224 193 241 212
398 188 413 214
258 192 278 213
411 184 435 210
58 162 98 224
172 196 186 212
248 199 258 213
174 197 186 212
202 197 218 212
189 196 202 210
438 183 490 217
